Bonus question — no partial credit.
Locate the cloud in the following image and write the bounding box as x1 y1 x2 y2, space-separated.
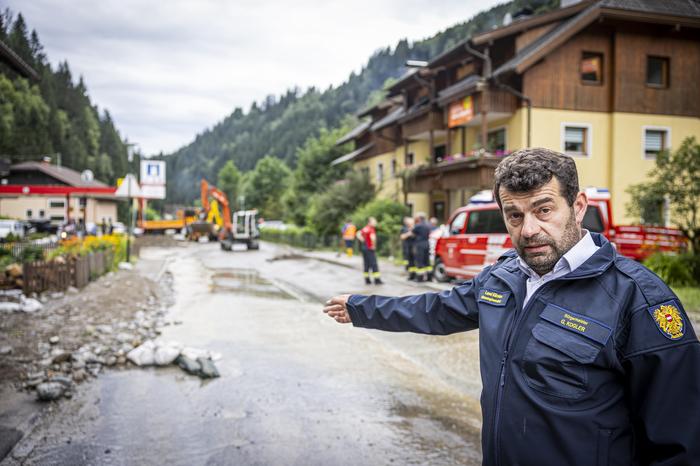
8 0 500 154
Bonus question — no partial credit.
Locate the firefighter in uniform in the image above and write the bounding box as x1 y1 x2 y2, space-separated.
324 148 700 465
341 219 357 257
411 213 432 282
400 216 416 280
357 217 382 285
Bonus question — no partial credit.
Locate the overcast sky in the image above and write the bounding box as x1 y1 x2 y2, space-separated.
8 0 503 155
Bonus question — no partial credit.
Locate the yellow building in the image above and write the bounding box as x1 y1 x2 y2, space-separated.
335 0 700 225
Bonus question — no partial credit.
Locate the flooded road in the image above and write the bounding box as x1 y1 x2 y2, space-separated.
4 243 483 465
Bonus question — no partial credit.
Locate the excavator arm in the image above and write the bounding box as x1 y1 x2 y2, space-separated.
209 187 232 232
199 178 232 237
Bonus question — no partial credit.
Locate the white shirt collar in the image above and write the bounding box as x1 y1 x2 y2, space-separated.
517 230 599 279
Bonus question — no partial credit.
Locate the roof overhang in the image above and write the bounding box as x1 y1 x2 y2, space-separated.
370 107 405 131
330 143 374 166
0 39 39 81
471 0 594 46
336 120 371 146
357 96 403 118
0 185 117 196
437 75 481 106
495 2 700 78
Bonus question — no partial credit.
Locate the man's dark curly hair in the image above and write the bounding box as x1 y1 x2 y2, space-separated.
493 148 579 208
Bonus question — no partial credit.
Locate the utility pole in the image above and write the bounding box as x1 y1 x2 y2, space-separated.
125 143 137 263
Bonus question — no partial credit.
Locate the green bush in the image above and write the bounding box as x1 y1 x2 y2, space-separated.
19 245 45 263
0 255 15 269
351 199 409 258
644 252 698 287
3 233 19 243
305 171 375 236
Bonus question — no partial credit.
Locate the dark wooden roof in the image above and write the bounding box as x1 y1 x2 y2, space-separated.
0 38 39 81
437 75 480 106
330 143 374 166
10 162 110 187
601 0 700 18
356 96 403 118
336 120 372 145
370 107 405 131
494 0 700 77
470 0 595 46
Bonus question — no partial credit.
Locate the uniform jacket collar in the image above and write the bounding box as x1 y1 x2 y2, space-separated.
495 232 616 281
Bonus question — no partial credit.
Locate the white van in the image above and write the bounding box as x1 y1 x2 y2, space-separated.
0 220 26 240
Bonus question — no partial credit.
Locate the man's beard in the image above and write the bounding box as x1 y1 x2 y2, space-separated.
516 210 581 276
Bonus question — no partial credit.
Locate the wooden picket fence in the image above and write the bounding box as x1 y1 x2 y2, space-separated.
23 249 114 294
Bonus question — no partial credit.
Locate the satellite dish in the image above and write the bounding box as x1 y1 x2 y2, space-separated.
81 169 94 183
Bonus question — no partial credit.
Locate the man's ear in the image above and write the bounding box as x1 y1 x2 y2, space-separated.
573 191 588 224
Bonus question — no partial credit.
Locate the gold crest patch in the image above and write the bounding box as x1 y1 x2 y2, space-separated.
648 300 684 340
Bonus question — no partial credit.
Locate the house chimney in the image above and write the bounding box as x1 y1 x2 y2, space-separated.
503 12 513 26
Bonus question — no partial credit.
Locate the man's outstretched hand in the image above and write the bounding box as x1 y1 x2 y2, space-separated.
323 294 352 324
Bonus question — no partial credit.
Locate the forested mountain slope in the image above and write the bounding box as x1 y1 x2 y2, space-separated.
165 0 558 204
0 10 134 185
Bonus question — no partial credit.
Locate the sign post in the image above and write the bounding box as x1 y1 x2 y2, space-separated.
140 160 166 200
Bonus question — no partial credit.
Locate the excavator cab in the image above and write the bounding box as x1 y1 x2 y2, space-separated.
220 210 259 251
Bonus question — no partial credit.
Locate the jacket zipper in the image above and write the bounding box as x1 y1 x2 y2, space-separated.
492 280 552 466
490 268 605 466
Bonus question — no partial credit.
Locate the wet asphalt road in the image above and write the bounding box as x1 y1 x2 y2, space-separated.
3 242 484 466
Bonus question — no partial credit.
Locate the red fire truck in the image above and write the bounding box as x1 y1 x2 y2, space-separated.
433 188 688 282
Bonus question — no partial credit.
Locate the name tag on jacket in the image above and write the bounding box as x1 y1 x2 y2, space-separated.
478 288 511 307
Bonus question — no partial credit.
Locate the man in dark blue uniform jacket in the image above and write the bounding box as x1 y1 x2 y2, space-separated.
323 148 700 466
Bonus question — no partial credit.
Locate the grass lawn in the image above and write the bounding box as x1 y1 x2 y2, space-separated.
675 287 700 311
674 287 700 327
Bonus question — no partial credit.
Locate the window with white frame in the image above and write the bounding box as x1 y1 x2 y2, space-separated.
376 162 384 184
390 159 397 177
643 127 669 160
562 124 591 157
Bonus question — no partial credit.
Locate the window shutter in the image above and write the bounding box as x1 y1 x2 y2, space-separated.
565 127 584 143
645 130 663 151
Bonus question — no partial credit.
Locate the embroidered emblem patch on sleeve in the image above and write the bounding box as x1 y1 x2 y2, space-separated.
648 300 685 340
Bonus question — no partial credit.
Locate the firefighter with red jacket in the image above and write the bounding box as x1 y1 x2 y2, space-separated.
357 217 382 285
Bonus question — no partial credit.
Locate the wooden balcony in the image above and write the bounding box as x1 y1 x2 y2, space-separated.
400 107 445 141
406 155 503 192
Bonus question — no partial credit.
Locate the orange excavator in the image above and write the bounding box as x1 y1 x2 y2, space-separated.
189 179 259 250
188 179 231 241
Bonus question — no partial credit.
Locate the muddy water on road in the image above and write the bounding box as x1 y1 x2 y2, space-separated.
6 246 482 466
209 268 294 300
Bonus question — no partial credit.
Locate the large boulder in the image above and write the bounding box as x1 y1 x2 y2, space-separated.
197 358 220 378
175 355 201 375
126 340 156 366
36 382 65 401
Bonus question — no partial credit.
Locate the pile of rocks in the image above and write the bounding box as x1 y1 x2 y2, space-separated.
18 299 178 401
127 340 221 379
